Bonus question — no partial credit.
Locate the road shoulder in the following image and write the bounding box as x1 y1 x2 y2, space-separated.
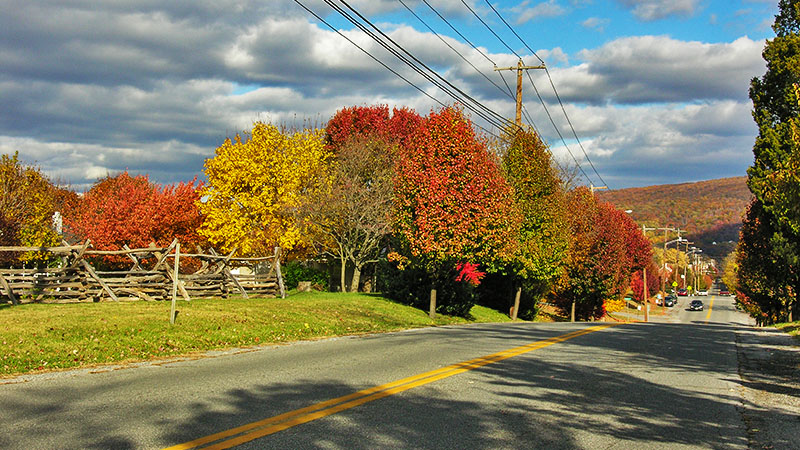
735 326 800 449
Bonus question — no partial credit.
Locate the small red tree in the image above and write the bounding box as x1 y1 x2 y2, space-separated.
393 106 519 267
65 172 204 267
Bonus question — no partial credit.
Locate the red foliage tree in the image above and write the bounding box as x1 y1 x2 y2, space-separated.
325 104 421 151
630 262 660 303
553 189 653 319
393 106 519 267
65 172 204 267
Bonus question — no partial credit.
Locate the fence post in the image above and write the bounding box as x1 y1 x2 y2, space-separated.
429 289 437 319
170 242 180 324
512 286 521 320
274 247 286 299
0 273 18 306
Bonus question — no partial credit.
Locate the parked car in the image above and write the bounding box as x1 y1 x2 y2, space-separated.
689 300 704 311
696 290 708 296
677 288 689 296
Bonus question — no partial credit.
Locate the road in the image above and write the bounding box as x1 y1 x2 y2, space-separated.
0 295 760 449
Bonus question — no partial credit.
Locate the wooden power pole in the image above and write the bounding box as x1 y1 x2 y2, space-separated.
494 60 546 127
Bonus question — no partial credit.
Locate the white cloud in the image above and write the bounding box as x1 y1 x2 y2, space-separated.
512 0 568 24
615 0 700 21
539 35 766 104
0 0 767 190
581 17 610 31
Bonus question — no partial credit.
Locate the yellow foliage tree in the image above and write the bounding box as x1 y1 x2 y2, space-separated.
198 123 331 257
0 152 61 265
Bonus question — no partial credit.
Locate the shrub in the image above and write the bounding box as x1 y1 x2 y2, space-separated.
283 261 329 291
377 258 480 317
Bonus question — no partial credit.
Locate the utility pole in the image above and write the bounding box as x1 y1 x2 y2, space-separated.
590 184 608 195
494 60 546 128
643 226 679 296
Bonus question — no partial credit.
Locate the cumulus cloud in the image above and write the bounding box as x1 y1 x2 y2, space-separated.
581 17 610 31
536 36 765 104
0 0 767 189
546 101 756 187
615 0 700 21
511 0 568 24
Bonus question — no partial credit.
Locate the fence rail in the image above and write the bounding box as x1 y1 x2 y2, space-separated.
0 239 285 305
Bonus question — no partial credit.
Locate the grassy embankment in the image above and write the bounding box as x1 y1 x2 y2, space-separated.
1 291 515 377
774 321 800 341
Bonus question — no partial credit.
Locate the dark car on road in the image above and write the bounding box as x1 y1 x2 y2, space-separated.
689 300 704 311
664 295 676 307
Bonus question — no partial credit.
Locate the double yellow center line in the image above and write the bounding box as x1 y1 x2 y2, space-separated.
165 323 619 449
704 295 715 323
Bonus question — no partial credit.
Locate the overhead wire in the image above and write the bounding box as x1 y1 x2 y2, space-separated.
459 0 521 59
397 0 541 135
396 0 514 102
291 0 447 110
525 70 590 182
329 0 513 132
410 0 540 135
482 0 608 187
453 0 584 180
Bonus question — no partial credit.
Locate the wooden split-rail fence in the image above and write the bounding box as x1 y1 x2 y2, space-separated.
0 239 285 306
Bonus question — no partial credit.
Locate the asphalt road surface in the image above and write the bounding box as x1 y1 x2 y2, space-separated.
0 295 766 449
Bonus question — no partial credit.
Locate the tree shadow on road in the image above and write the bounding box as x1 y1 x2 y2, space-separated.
155 321 773 449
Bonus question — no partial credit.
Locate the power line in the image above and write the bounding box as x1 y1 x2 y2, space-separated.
525 70 591 183
482 0 607 187
329 0 513 131
415 0 543 135
293 0 501 138
481 0 544 65
396 0 514 101
292 1 446 109
397 0 542 134
420 0 495 66
460 0 520 59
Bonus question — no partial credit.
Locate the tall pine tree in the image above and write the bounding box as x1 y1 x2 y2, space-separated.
742 0 800 323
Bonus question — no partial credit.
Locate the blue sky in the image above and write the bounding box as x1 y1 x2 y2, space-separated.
0 0 782 190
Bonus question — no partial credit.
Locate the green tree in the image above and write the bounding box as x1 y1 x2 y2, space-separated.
737 199 796 323
743 0 800 321
501 128 569 312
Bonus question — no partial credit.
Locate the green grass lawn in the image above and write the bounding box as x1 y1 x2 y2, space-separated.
774 321 800 340
0 292 514 377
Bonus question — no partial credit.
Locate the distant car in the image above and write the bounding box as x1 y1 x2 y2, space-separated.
689 300 704 311
665 296 676 307
677 288 688 296
696 290 708 296
719 289 730 296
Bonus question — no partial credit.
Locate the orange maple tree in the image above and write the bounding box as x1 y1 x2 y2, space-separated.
65 172 204 265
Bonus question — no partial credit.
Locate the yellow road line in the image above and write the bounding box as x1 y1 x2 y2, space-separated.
704 296 715 323
164 323 619 450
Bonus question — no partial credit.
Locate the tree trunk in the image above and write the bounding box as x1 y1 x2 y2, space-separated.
340 255 347 293
350 265 362 293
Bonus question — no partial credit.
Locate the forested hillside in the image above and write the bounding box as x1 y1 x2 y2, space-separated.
596 177 752 261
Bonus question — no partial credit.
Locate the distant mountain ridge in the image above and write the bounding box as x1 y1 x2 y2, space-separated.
596 177 752 261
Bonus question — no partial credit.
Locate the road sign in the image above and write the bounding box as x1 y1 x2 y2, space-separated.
672 281 678 287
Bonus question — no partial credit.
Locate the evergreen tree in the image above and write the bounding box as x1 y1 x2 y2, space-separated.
742 0 800 322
